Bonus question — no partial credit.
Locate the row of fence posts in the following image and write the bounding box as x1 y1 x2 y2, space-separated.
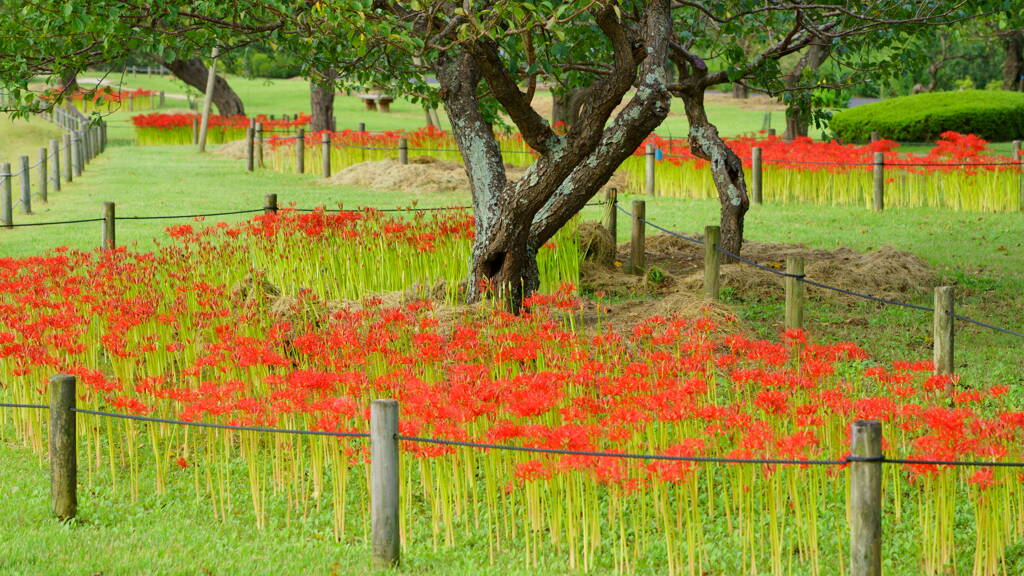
241 123 409 179
613 193 957 388
41 371 884 574
642 139 1024 211
0 95 107 228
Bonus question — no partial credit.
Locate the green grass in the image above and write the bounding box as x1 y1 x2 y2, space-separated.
0 113 63 166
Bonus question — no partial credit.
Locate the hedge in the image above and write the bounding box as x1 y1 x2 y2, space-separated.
828 90 1024 142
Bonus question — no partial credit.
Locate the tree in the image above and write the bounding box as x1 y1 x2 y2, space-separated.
310 69 337 132
0 1 977 310
162 57 246 116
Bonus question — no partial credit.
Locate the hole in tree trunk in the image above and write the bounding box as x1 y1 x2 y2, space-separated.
482 251 506 279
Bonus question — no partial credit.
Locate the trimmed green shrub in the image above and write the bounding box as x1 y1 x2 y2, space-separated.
828 90 1024 142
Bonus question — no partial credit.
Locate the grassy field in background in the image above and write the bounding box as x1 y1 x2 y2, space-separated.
0 114 63 165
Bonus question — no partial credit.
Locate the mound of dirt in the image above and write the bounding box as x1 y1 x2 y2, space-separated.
327 156 629 195
215 139 249 160
578 222 616 267
587 232 938 304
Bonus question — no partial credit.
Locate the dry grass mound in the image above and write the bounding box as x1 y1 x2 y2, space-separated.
214 139 250 160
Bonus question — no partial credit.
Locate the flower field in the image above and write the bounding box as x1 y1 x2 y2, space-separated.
1 208 1022 575
132 113 311 146
620 132 1023 212
47 86 159 113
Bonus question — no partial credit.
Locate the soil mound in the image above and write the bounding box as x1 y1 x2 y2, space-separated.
214 139 249 160
586 232 938 304
327 156 628 195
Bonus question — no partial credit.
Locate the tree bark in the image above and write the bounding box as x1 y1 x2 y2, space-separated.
310 74 336 132
1002 30 1024 91
783 41 829 140
680 88 749 256
551 86 591 128
162 58 245 116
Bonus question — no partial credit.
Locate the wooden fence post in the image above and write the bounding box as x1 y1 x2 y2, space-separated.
704 225 721 300
63 133 73 183
605 188 617 244
371 399 400 567
870 131 879 143
50 139 61 192
767 128 776 137
71 132 82 178
159 91 166 107
398 138 409 165
19 156 31 215
933 286 954 393
191 117 199 146
1 163 11 228
644 143 656 197
255 122 264 169
751 147 763 205
128 93 135 113
785 256 805 330
849 420 882 576
630 200 646 275
265 194 278 214
50 374 78 521
1012 140 1021 162
872 152 884 211
322 132 332 178
39 148 48 203
296 128 305 174
102 202 116 250
246 127 255 172
358 122 366 133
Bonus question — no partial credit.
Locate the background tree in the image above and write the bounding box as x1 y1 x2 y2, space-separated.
162 57 246 116
0 0 978 310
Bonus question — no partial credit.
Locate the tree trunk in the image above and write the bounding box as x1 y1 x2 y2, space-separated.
310 79 335 132
162 58 245 116
551 86 590 128
1003 30 1024 91
680 88 749 256
732 83 748 99
783 41 829 140
433 0 673 311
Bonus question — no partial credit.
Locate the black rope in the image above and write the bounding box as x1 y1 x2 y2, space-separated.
71 408 369 438
0 402 49 410
800 278 935 312
118 209 265 221
953 313 1024 339
882 457 1024 468
663 153 1023 169
7 217 105 228
398 435 847 466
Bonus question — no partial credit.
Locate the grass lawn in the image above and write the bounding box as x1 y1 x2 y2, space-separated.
0 113 64 167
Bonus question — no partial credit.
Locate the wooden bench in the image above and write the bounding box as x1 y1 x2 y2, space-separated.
358 93 394 113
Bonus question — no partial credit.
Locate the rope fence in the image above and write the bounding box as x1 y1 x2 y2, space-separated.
612 200 1023 345
1 379 1021 572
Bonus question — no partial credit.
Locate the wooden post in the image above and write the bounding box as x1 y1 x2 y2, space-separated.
322 132 332 178
38 148 47 203
933 286 954 390
605 188 617 244
128 93 135 112
1 163 11 228
19 156 31 215
1012 140 1021 162
644 143 656 196
265 194 278 214
630 200 645 275
371 399 400 567
358 122 366 133
751 147 763 204
255 122 264 168
767 128 776 137
71 132 82 177
50 140 61 192
704 226 721 300
50 374 78 521
197 46 219 153
398 138 409 165
872 152 884 211
849 420 882 576
159 91 166 107
246 127 255 172
102 202 115 250
785 256 805 330
192 117 199 146
295 128 305 174
63 134 72 182
870 131 879 143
